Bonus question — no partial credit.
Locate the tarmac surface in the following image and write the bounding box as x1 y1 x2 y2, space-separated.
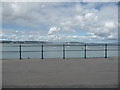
2 57 118 88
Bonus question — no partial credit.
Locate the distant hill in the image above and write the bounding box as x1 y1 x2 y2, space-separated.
0 40 53 44
0 40 118 45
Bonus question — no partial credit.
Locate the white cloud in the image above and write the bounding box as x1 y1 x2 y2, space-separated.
104 22 116 29
48 27 60 35
2 2 118 43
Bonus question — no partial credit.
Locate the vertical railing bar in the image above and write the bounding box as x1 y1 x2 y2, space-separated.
105 44 107 58
84 44 87 58
63 44 65 59
19 44 22 60
41 44 44 59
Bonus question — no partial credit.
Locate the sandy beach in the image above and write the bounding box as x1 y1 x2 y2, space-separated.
2 57 118 88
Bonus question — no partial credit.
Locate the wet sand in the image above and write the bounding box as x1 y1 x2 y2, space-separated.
2 57 118 88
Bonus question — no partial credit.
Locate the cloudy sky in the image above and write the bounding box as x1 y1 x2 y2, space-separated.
1 2 118 43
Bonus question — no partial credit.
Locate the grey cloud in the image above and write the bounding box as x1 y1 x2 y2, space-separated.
2 2 118 43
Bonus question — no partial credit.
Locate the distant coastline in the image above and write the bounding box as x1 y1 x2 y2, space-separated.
0 40 118 45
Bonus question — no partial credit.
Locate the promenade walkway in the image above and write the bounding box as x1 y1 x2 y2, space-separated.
2 57 118 88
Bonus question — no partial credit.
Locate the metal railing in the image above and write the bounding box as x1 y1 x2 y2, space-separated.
3 44 119 60
2 44 118 60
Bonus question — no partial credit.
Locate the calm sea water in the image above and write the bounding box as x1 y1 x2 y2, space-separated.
2 43 118 59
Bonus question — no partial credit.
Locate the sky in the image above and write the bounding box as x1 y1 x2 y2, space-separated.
1 2 118 43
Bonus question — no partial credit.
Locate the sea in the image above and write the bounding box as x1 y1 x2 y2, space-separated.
1 43 118 59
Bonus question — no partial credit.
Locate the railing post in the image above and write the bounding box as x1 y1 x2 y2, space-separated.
41 44 44 59
19 45 22 60
63 44 65 59
84 44 87 58
105 44 107 58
